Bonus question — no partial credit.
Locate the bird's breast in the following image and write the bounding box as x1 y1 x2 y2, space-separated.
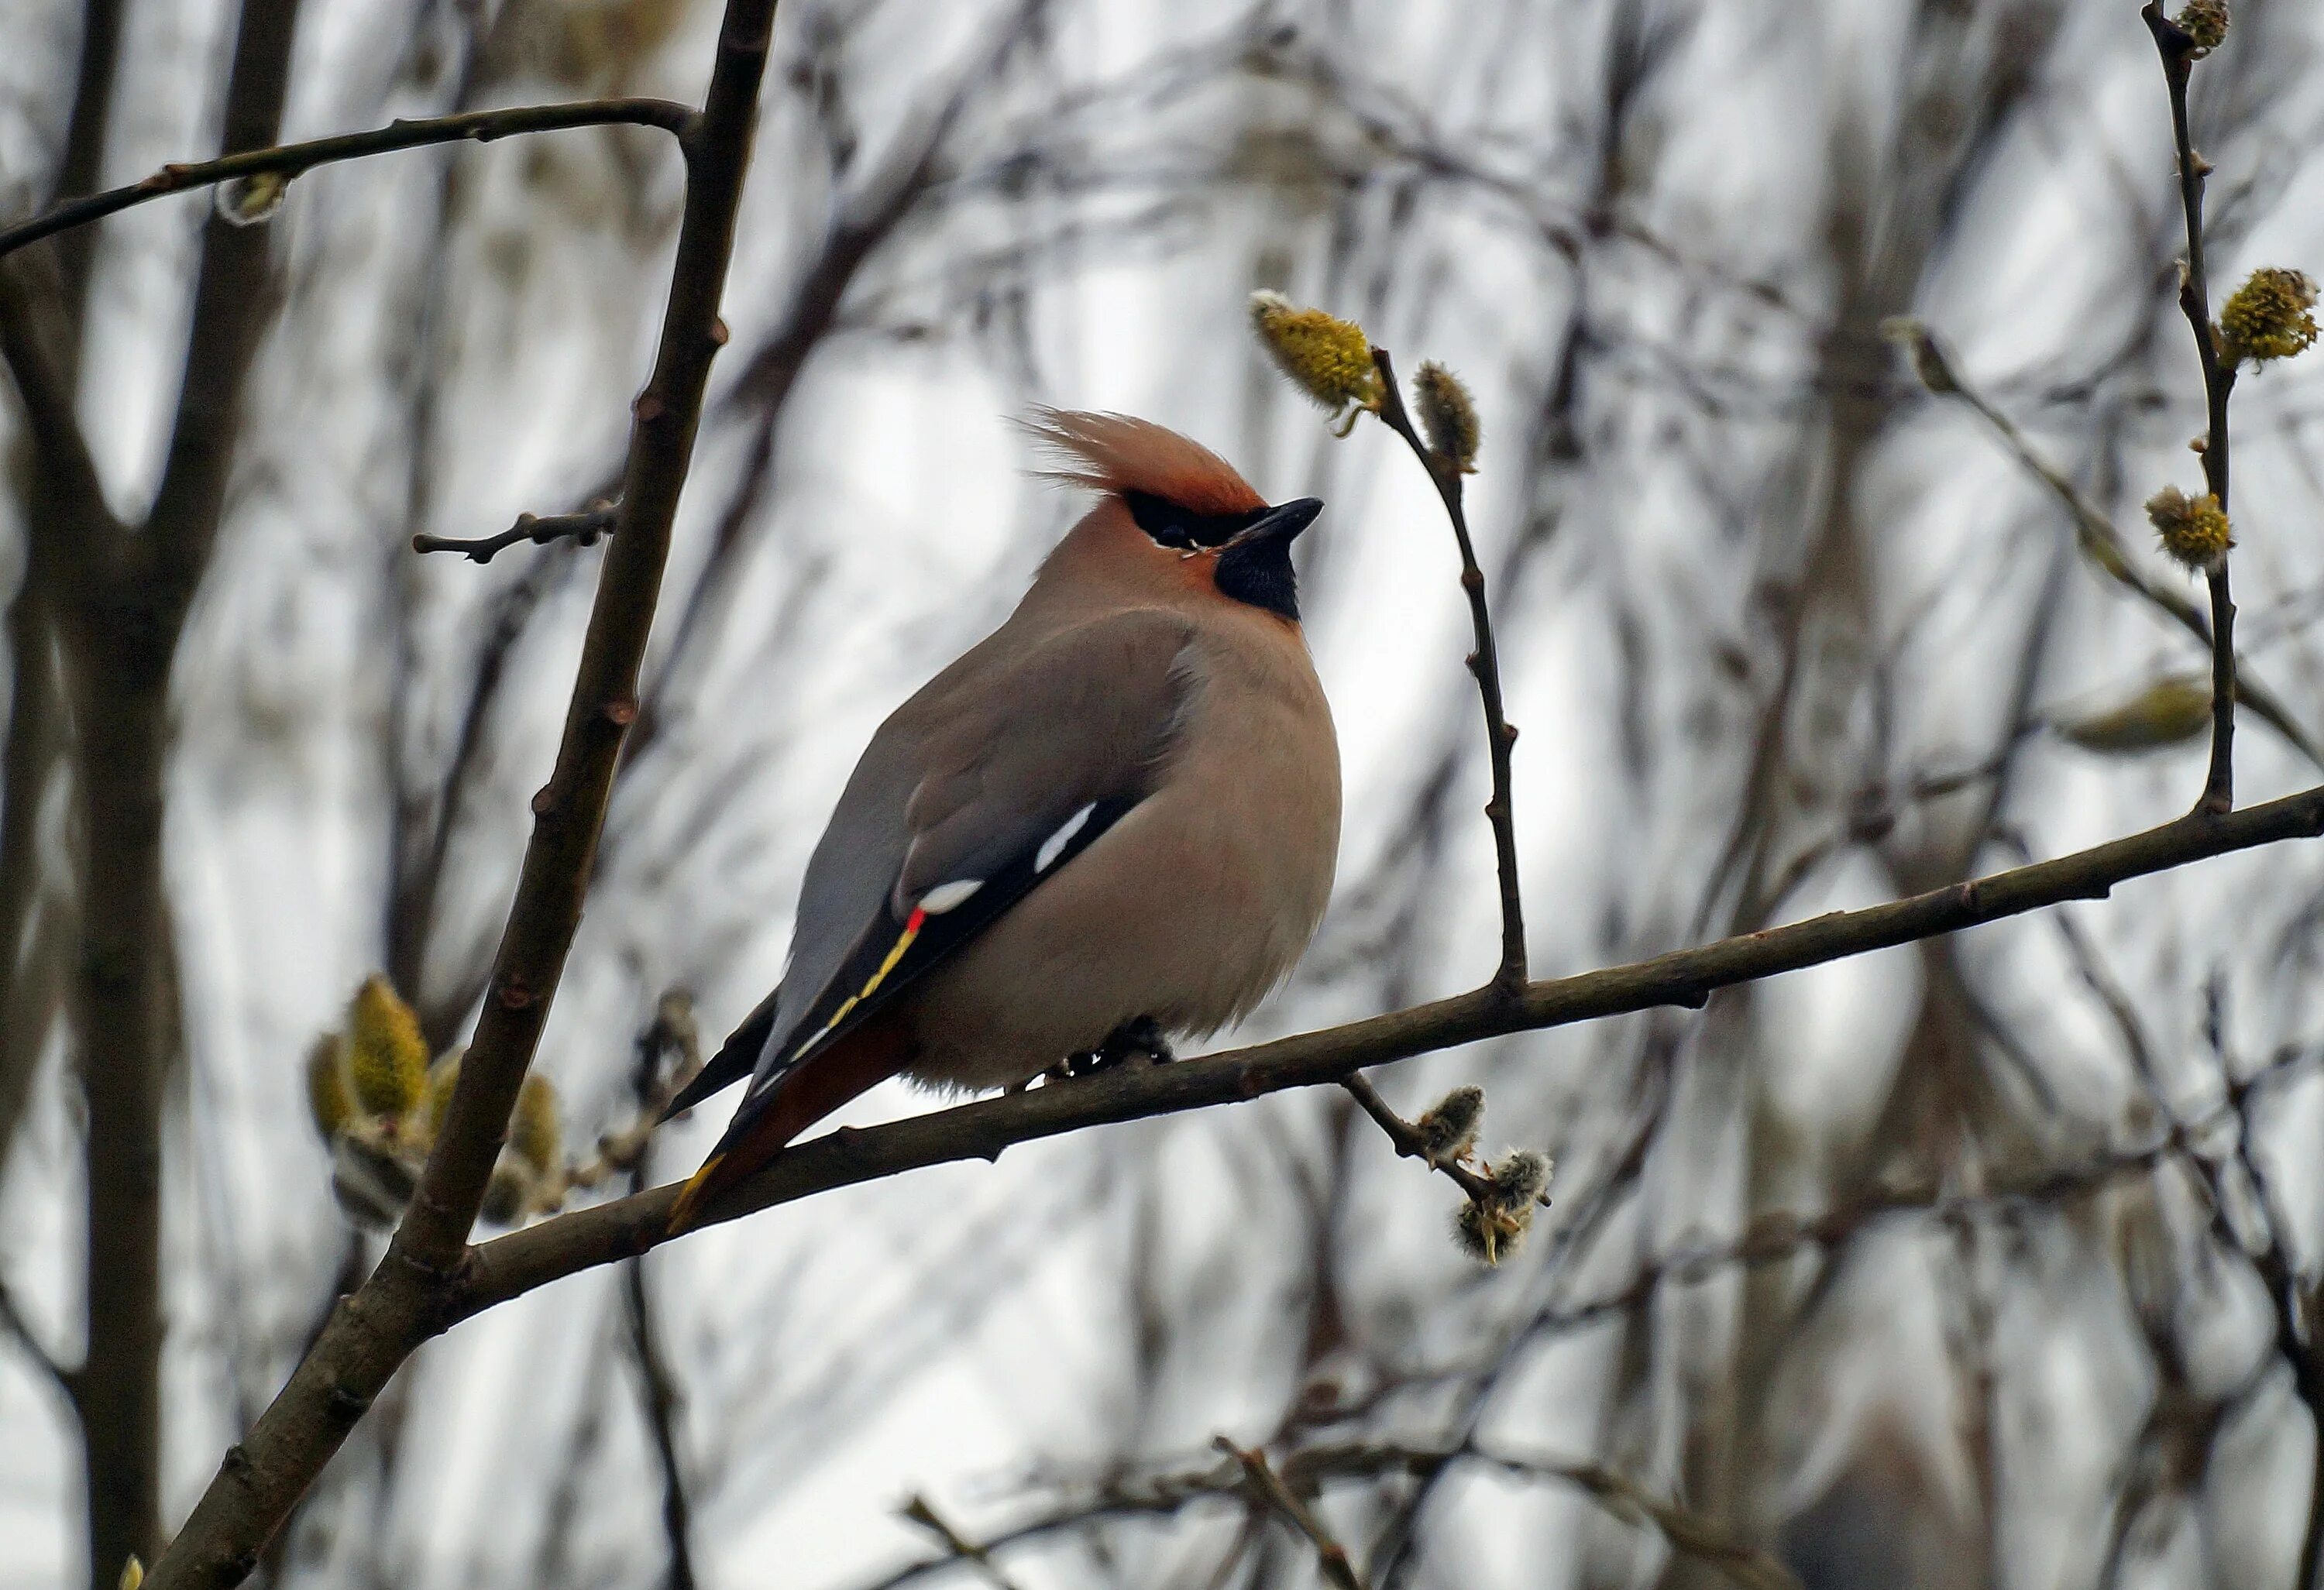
901 633 1339 1091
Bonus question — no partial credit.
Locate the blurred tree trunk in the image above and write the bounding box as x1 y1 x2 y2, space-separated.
0 0 301 1581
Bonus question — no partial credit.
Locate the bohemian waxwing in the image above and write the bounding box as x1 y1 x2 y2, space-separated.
665 410 1340 1231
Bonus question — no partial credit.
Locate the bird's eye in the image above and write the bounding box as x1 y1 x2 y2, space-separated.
1124 490 1258 551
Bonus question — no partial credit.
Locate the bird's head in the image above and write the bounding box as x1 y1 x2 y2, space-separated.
1024 409 1323 623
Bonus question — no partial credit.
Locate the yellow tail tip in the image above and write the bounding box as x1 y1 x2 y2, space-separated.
665 1153 724 1235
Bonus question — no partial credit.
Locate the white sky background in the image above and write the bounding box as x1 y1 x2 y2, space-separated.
9 0 2324 1586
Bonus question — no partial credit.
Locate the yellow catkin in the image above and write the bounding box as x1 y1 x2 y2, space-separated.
481 1158 538 1226
2174 0 2229 51
2220 266 2318 365
1249 290 1381 416
420 1050 462 1146
345 974 428 1120
509 1073 562 1180
2054 677 2212 754
305 1033 352 1141
1412 361 1483 472
2145 486 2233 571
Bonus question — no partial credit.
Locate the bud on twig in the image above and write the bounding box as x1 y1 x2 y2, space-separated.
2219 266 2318 366
1452 1149 1555 1266
346 974 428 1121
510 1073 563 1180
305 1034 352 1142
2054 676 2212 754
1412 1085 1484 1168
2145 485 2233 572
2174 0 2229 53
1411 361 1482 473
213 170 287 227
1879 316 1960 396
481 1158 541 1227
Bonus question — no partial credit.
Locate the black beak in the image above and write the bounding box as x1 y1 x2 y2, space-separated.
1214 499 1321 620
1244 496 1323 544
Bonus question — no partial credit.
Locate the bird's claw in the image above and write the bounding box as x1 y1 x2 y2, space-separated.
1060 1016 1172 1079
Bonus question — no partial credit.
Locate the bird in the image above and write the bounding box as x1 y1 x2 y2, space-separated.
662 410 1341 1233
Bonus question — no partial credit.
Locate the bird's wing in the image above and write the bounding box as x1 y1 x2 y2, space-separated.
723 609 1200 1124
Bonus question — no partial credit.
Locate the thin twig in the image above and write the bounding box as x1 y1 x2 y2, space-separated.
621 998 700 1590
0 1278 76 1406
1906 329 2319 768
856 1440 1789 1590
1528 1133 2192 1344
1369 347 1528 993
1215 1437 1367 1590
1338 1074 1495 1204
901 1496 1030 1590
566 991 703 1196
413 502 619 565
0 100 696 259
2144 3 2240 814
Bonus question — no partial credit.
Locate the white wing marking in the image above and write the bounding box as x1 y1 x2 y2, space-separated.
918 877 985 914
1036 804 1097 873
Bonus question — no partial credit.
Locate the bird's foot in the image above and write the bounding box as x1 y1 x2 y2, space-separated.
1058 1016 1173 1079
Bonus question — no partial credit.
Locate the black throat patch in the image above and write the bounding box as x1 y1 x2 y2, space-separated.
1123 490 1304 620
1213 534 1299 620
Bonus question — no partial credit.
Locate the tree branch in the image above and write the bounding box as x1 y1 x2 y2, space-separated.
1216 1436 1367 1590
459 780 2324 1310
901 1496 1030 1590
143 3 781 1583
1338 1073 1496 1204
0 100 696 260
2143 3 2239 815
0 254 129 558
621 998 698 1590
412 500 619 564
0 1276 76 1407
1369 347 1528 991
861 1439 1790 1590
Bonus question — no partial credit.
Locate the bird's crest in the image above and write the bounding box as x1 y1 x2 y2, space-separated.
1023 409 1266 516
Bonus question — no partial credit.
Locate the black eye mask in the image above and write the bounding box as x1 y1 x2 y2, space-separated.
1122 489 1264 550
1123 492 1321 621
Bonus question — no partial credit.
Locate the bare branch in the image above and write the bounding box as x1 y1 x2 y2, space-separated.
1217 1437 1367 1590
621 998 700 1590
901 1496 1030 1590
2143 2 2240 814
462 779 2324 1308
412 501 619 565
1898 321 2320 769
1369 346 1528 991
0 100 696 260
0 1276 76 1407
860 1440 1790 1590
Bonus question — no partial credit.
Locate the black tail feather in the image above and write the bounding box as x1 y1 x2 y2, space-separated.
659 984 780 1122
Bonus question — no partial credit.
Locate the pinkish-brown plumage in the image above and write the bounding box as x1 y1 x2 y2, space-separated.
1023 408 1267 516
668 411 1336 1234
